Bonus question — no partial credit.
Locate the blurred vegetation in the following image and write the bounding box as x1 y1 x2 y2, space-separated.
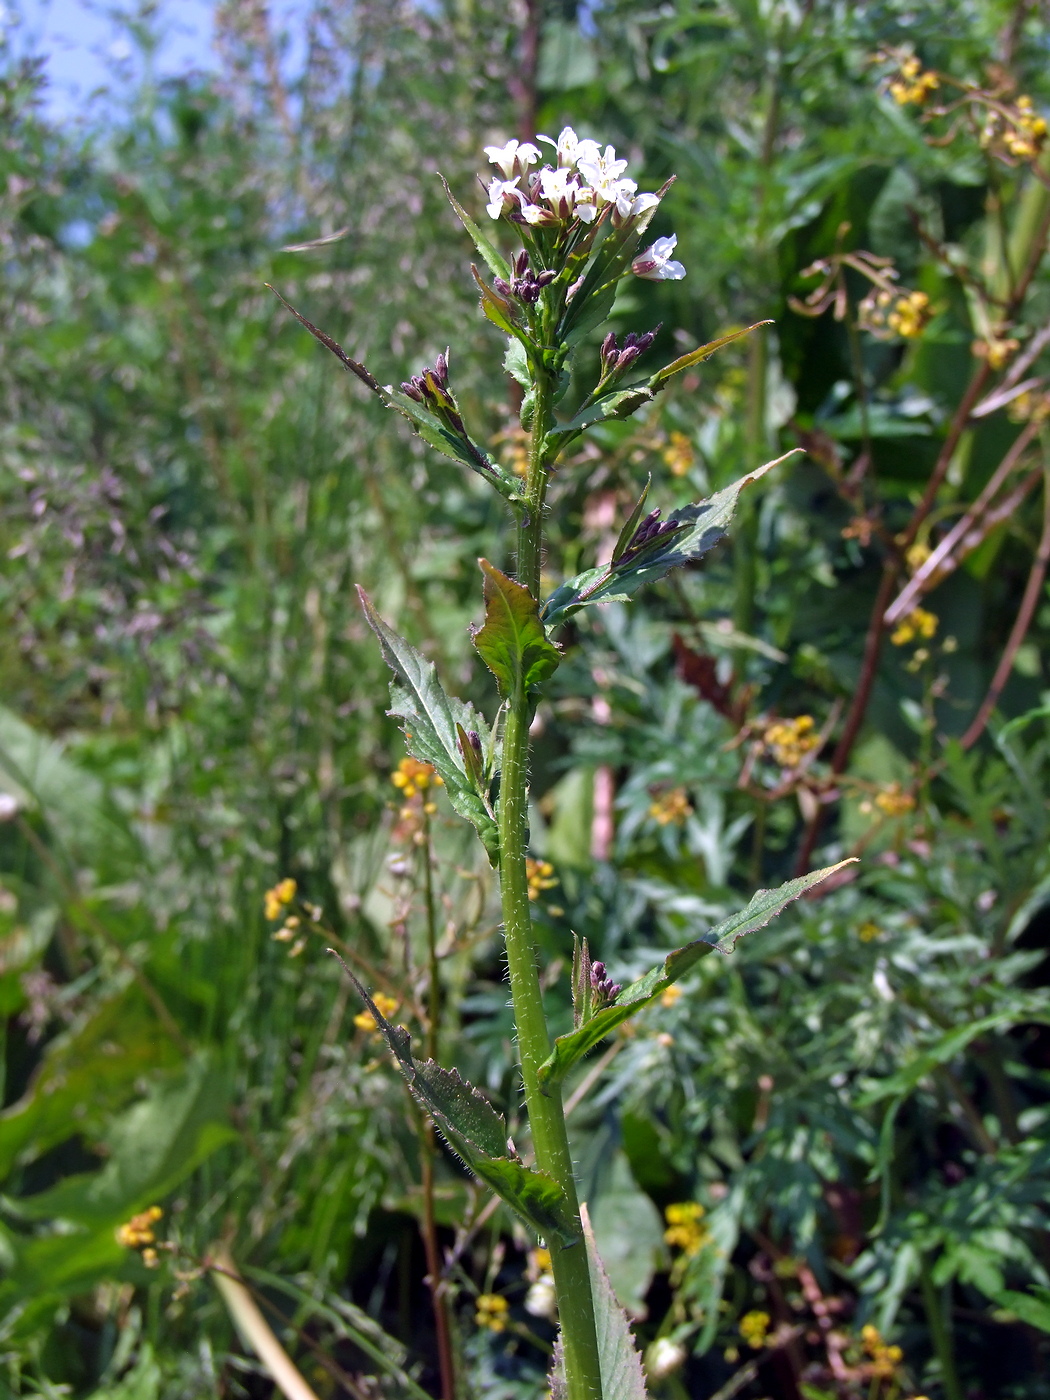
1 1 1050 1397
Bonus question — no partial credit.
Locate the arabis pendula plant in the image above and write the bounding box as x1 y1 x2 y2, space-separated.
273 125 849 1400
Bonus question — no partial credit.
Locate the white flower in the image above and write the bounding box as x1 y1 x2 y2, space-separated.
538 126 601 170
524 1275 557 1319
625 191 661 218
484 139 541 179
577 145 630 197
538 167 595 222
631 234 687 281
646 1338 687 1381
486 176 522 220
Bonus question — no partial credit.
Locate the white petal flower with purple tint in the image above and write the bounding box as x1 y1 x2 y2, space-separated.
632 234 687 281
538 126 601 170
576 145 630 197
486 177 522 220
484 139 542 179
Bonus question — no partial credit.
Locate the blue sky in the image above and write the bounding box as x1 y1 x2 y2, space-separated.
14 1 217 118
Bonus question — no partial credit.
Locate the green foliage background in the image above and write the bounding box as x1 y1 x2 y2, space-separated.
1 2 1049 1397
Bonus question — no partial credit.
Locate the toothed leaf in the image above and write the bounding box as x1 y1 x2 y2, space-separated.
334 959 576 1244
358 589 500 864
538 861 856 1089
542 454 800 628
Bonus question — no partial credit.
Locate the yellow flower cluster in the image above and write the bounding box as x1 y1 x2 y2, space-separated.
739 1309 771 1349
763 715 819 768
264 877 297 922
526 858 558 900
664 1202 708 1256
890 607 937 646
648 787 693 826
354 992 399 1033
861 1323 903 1378
887 53 939 105
874 783 916 817
475 1293 509 1332
860 288 931 339
662 430 695 478
116 1206 163 1268
858 921 880 943
1001 95 1048 159
391 757 442 799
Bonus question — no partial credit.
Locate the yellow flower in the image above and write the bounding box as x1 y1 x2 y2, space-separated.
649 787 693 826
887 54 939 106
526 858 558 901
905 541 931 573
391 757 441 800
973 336 1020 370
664 1202 708 1255
116 1205 163 1249
890 607 937 646
859 287 931 341
264 877 297 922
475 1293 510 1331
661 984 683 1009
858 921 880 943
662 430 695 478
739 1310 771 1349
874 783 916 817
860 1324 905 1378
353 992 400 1032
763 715 819 768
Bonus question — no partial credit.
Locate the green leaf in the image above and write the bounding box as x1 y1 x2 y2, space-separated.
14 1055 234 1225
553 387 655 439
440 176 511 280
357 589 500 864
994 1286 1050 1333
504 338 532 390
542 453 800 628
857 1010 1050 1106
471 560 561 699
648 321 771 388
385 388 521 503
538 860 855 1090
471 264 519 337
611 477 651 563
580 1203 649 1400
334 957 577 1245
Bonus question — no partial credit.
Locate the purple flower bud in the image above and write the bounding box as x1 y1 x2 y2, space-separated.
493 277 512 297
535 269 557 287
401 380 425 403
513 250 530 278
433 350 450 385
467 730 482 754
616 345 641 372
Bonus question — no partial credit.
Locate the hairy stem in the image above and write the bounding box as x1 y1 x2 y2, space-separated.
502 370 603 1400
419 809 456 1400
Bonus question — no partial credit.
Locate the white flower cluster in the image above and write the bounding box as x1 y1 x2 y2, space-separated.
481 127 685 281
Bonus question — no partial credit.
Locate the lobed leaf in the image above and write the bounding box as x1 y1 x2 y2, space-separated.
472 560 561 698
357 589 500 864
538 860 855 1090
333 957 577 1244
542 453 800 628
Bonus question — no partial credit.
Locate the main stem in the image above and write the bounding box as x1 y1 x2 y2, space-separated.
500 372 603 1400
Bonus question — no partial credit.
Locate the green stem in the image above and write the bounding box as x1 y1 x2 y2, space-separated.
502 369 603 1400
918 1257 963 1400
